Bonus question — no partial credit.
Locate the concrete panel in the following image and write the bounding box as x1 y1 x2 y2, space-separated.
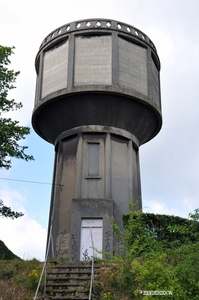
111 136 129 230
74 35 112 85
132 146 142 206
42 41 68 98
118 37 148 96
70 198 113 260
53 136 78 260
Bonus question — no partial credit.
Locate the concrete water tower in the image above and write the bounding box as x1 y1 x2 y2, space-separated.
32 19 162 261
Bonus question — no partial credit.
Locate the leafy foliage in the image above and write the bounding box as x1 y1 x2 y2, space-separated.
0 199 23 219
94 208 199 299
123 210 199 252
0 45 34 170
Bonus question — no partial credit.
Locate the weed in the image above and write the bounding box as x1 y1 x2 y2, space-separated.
0 259 44 299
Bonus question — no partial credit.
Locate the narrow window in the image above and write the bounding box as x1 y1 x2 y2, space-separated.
88 143 99 176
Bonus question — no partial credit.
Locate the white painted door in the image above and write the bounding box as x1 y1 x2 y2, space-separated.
80 219 103 261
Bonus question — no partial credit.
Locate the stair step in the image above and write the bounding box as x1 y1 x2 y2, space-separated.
46 285 88 290
46 274 91 283
46 293 89 299
46 289 89 296
46 280 90 285
45 297 89 300
46 284 89 289
45 262 98 300
45 296 89 300
47 273 91 278
48 264 99 268
48 271 92 275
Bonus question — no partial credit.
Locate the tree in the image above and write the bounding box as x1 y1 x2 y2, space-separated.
0 200 23 219
0 45 34 170
0 45 34 218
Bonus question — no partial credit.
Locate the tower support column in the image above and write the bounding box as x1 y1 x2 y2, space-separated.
48 126 141 260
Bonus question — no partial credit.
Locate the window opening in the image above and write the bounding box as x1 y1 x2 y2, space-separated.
88 143 99 176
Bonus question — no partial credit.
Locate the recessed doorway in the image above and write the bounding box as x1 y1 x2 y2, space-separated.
80 219 103 260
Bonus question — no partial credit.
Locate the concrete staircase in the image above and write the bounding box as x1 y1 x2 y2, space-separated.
44 262 99 300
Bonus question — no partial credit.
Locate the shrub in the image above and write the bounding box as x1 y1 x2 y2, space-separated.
123 211 199 251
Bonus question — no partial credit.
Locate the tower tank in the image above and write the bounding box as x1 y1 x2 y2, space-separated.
32 19 162 260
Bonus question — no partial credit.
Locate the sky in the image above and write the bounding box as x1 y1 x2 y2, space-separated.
0 0 199 261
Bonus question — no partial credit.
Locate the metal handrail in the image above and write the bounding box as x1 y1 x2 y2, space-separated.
33 224 52 300
89 227 95 300
34 225 96 299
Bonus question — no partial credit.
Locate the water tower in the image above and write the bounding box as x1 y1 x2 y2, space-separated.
32 19 162 261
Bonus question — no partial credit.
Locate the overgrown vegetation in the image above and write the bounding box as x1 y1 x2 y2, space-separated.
0 240 44 299
0 258 44 300
93 207 199 300
1 207 199 299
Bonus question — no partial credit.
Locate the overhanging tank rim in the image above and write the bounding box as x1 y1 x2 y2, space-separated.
33 87 162 117
32 91 162 145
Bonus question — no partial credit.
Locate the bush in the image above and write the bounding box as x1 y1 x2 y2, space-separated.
131 252 183 299
123 211 199 251
96 208 199 299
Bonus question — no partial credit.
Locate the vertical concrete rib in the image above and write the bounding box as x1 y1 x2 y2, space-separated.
67 34 75 90
112 32 119 86
34 54 43 104
127 140 133 202
136 149 142 210
75 134 83 198
105 133 111 198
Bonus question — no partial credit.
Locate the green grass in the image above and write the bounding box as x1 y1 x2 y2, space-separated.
0 258 44 300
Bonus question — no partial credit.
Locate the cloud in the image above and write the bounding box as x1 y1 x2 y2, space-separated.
0 184 47 261
143 200 167 215
143 198 194 219
147 28 175 64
